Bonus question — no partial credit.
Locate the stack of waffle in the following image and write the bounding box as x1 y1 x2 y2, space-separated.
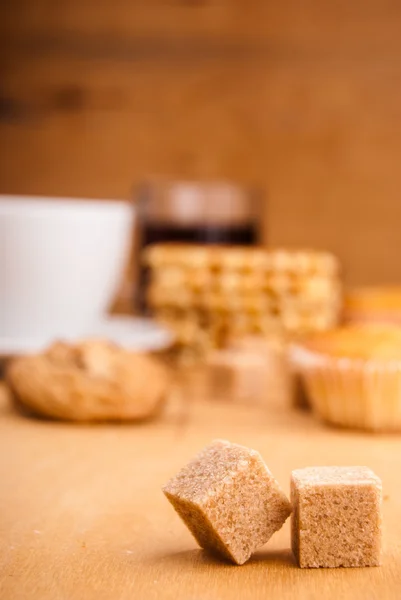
144 244 342 356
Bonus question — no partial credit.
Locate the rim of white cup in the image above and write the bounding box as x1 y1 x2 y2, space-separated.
0 195 132 217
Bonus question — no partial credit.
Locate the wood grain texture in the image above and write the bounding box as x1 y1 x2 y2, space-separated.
2 0 401 51
0 380 401 600
2 1 401 286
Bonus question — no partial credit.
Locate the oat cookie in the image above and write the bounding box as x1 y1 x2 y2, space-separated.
7 340 171 422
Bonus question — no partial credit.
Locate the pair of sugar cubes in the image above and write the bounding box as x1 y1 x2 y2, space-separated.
163 440 382 567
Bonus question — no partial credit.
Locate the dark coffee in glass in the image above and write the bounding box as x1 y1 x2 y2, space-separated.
142 221 257 247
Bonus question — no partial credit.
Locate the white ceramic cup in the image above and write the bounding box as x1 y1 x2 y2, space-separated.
0 195 135 346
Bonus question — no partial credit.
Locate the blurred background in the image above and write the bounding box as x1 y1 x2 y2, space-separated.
1 1 401 286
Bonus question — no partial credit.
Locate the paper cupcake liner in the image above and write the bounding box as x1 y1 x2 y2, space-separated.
290 345 401 431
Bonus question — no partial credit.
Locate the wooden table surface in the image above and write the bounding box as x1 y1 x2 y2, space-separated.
1 381 401 600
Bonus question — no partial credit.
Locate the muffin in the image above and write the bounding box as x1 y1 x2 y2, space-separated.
291 325 401 431
144 244 342 358
344 287 401 325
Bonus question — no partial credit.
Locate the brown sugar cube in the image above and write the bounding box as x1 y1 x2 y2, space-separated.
291 466 382 568
163 439 292 565
206 340 291 407
205 349 268 404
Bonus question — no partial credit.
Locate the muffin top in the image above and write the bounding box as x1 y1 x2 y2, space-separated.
298 325 401 360
345 287 401 313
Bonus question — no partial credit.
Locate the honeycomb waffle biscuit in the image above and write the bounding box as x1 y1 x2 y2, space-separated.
153 282 340 313
232 313 282 339
257 315 284 337
288 251 316 276
170 313 219 354
281 293 340 316
273 249 338 277
148 253 339 293
242 272 270 292
218 273 268 294
218 271 248 293
267 249 294 273
200 291 231 312
215 246 250 272
266 272 293 295
280 304 323 332
146 245 342 353
284 313 338 336
145 244 213 272
147 284 196 309
245 248 273 272
297 276 340 301
228 294 267 314
183 245 215 271
7 340 171 422
143 244 186 269
146 244 340 274
186 269 215 293
225 312 253 338
151 266 186 289
216 247 268 273
213 291 275 314
280 292 339 311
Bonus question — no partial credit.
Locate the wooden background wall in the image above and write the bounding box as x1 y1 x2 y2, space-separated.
1 1 401 286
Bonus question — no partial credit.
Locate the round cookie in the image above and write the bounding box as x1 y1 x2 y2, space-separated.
6 340 171 422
